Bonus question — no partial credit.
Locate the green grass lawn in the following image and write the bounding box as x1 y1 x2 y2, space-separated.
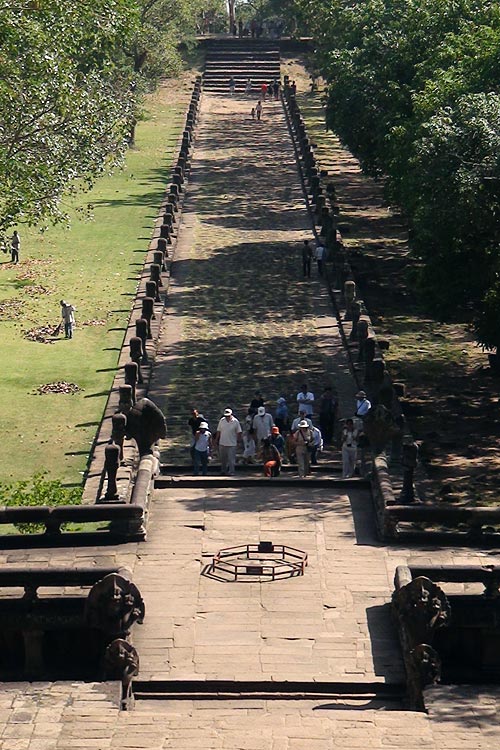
0 76 194 486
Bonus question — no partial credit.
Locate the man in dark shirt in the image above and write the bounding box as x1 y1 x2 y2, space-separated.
301 240 313 278
318 386 338 444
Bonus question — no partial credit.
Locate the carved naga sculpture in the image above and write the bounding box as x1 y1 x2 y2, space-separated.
85 572 145 638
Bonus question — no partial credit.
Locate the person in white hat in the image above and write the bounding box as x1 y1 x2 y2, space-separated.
215 408 242 476
192 422 212 476
292 419 313 478
354 390 371 431
252 405 274 450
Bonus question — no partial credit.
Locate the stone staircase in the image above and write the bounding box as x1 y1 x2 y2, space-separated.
203 38 280 93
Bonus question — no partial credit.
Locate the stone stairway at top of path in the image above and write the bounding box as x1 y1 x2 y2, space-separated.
203 38 280 92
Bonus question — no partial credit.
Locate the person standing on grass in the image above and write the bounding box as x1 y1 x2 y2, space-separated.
215 408 242 476
60 300 76 339
10 230 20 264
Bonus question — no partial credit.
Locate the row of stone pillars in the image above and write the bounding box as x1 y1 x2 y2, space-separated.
101 77 203 502
282 78 419 501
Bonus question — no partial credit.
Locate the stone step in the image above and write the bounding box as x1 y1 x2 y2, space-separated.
154 476 368 488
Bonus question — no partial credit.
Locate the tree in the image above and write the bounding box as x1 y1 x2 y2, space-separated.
124 0 220 82
0 1 138 233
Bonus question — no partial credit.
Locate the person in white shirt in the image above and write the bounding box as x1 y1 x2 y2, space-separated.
341 418 359 478
310 425 323 465
215 408 242 476
193 422 212 476
315 242 326 276
252 406 274 449
355 390 371 417
296 384 314 416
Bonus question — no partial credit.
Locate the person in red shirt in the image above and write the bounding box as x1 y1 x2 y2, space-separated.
261 82 268 100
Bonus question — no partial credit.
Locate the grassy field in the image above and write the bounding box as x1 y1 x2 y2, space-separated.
0 74 195 486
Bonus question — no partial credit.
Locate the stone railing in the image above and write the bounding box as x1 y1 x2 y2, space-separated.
0 565 144 709
0 502 145 548
281 81 411 504
392 564 500 709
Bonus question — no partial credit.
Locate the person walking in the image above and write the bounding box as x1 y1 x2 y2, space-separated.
260 82 268 100
341 418 359 478
256 100 263 121
188 408 207 461
310 425 323 465
242 415 257 464
301 240 313 278
252 405 274 449
315 241 326 276
293 420 313 478
274 396 289 432
261 436 281 478
291 409 313 432
215 408 242 476
60 300 76 339
245 78 253 95
318 386 338 444
10 231 20 264
296 383 314 417
229 76 236 95
193 422 212 476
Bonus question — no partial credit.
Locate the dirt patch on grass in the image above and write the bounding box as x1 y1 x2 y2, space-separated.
35 382 83 395
0 299 24 320
284 56 500 504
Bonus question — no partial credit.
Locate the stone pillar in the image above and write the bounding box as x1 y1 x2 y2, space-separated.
344 280 356 320
141 297 154 339
23 629 45 677
135 318 148 363
350 301 361 341
103 440 120 501
145 280 157 304
129 338 143 384
357 319 369 362
118 384 133 412
153 250 165 272
111 412 127 462
149 264 162 301
124 360 139 399
398 442 419 504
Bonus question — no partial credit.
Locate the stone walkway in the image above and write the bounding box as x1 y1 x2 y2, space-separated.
150 92 357 461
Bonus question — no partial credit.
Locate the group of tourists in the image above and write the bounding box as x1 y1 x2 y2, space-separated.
188 383 341 479
187 386 372 480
